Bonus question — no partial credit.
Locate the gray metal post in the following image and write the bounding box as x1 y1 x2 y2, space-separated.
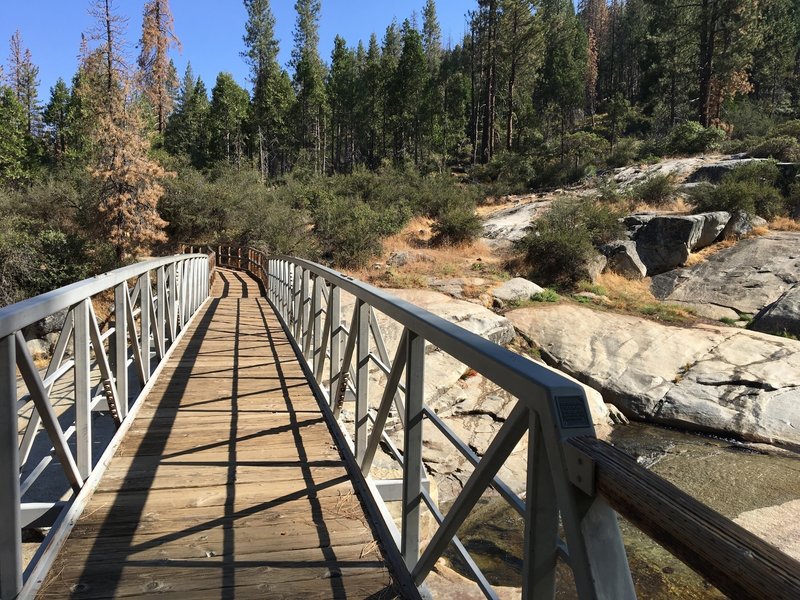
355 300 370 464
114 283 129 419
139 273 151 381
312 277 323 374
0 334 22 599
522 410 559 599
156 267 166 358
329 285 341 409
74 298 92 479
401 330 425 571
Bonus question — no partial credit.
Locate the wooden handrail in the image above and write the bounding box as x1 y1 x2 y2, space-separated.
568 436 800 600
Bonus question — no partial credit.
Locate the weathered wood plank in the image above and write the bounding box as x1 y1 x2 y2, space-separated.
38 269 396 599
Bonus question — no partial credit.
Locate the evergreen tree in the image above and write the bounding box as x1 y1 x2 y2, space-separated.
751 0 797 117
209 72 250 167
0 86 28 185
498 0 537 151
43 78 72 163
390 20 428 164
327 36 357 172
291 0 328 173
7 30 41 135
534 0 587 159
81 0 168 260
138 0 181 134
243 0 294 178
165 64 212 167
355 33 382 167
380 22 402 161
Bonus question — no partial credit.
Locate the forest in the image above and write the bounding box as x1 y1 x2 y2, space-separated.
2 0 800 305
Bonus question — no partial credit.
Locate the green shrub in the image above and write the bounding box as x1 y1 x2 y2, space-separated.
748 136 800 162
431 202 482 246
607 137 641 168
632 174 677 206
775 119 800 139
470 151 538 194
723 159 781 186
532 288 560 302
725 100 775 139
312 195 385 268
515 198 623 289
690 180 785 219
667 121 726 155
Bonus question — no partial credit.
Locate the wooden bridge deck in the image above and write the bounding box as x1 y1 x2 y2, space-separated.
38 269 397 599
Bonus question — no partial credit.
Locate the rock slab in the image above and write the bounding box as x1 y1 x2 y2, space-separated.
490 277 544 304
508 304 800 446
750 284 800 338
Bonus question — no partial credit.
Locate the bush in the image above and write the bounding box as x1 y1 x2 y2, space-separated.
690 180 786 219
667 121 726 155
431 202 482 246
312 195 385 268
632 174 677 206
748 136 800 162
515 198 623 289
470 151 538 194
775 120 800 139
723 159 781 186
607 137 641 168
725 100 775 139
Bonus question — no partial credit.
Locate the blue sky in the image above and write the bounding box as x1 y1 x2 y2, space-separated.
1 1 473 100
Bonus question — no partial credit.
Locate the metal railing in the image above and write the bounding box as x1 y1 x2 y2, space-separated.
219 246 800 600
0 253 211 599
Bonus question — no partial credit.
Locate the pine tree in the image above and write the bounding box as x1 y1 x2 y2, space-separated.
498 0 537 151
0 86 28 185
380 22 401 161
81 0 168 261
327 36 357 172
355 33 382 167
291 0 328 173
7 31 40 135
751 0 797 117
43 78 72 163
534 0 587 159
243 0 294 178
390 20 428 164
138 0 181 134
209 72 250 167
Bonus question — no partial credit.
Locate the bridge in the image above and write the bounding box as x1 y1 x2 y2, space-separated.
1 248 798 599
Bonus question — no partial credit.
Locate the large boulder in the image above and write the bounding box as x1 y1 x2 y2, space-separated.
481 200 553 246
687 158 768 183
490 277 544 304
603 240 647 279
652 231 800 315
750 284 800 338
507 304 800 446
634 213 730 275
21 309 68 340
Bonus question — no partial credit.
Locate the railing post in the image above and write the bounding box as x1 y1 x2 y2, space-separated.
156 267 166 359
114 283 129 420
139 272 151 381
329 284 341 409
74 298 92 479
0 334 22 599
167 263 177 343
355 299 370 464
523 410 558 599
401 330 425 571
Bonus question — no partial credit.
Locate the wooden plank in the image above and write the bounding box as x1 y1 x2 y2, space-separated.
38 268 396 599
569 436 800 600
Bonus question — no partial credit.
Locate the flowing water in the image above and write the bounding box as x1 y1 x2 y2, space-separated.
443 422 800 598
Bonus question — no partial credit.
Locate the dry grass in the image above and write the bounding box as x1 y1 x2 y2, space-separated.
346 218 508 294
684 238 737 266
629 196 692 215
587 272 696 323
769 216 800 231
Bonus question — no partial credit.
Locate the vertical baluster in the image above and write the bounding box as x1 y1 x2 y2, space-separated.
355 300 370 464
401 330 425 570
329 284 341 407
0 334 21 598
522 410 559 599
167 263 177 342
74 298 92 479
140 272 151 381
313 278 324 374
156 267 166 359
114 283 129 420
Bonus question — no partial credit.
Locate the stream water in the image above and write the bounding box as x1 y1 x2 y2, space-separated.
443 422 800 598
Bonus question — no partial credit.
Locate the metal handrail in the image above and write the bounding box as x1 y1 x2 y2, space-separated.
217 247 634 599
0 253 211 599
219 246 800 600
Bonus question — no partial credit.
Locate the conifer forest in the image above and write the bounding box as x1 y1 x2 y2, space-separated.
2 0 800 304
